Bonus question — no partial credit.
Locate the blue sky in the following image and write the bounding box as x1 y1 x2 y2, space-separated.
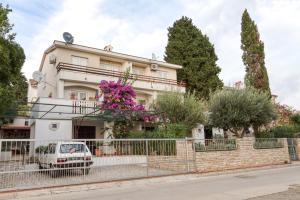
3 0 300 109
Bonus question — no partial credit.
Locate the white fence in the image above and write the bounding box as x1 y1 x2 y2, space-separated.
0 138 196 192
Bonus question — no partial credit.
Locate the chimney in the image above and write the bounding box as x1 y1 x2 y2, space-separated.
104 44 113 51
234 81 243 89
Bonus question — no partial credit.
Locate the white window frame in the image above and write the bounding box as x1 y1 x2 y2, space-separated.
157 70 168 79
132 66 145 76
100 60 121 72
71 56 88 67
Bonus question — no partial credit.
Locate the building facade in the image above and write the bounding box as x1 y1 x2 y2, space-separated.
30 41 185 141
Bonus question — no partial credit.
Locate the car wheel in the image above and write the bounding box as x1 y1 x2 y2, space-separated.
50 165 58 178
81 168 90 175
38 163 43 170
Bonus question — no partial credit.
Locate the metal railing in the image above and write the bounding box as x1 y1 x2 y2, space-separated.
194 139 237 152
0 138 195 192
72 100 98 114
57 62 186 87
253 138 285 149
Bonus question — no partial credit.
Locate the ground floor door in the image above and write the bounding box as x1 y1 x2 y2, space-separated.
74 126 96 154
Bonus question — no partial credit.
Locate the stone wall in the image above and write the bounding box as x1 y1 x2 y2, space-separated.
148 138 290 173
196 138 290 173
148 140 195 173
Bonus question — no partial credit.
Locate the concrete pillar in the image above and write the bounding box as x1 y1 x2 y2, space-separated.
296 138 300 160
57 79 64 98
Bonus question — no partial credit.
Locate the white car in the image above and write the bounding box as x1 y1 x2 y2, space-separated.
38 142 93 177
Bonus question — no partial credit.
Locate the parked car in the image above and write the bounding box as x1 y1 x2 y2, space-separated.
38 142 93 177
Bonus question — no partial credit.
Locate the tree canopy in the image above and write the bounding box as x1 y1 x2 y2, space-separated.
209 88 277 137
151 91 205 130
0 4 27 123
241 9 271 98
165 16 223 100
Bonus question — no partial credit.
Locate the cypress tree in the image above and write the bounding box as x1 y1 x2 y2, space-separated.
241 9 271 97
165 16 223 99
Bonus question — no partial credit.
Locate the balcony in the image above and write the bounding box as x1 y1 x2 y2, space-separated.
56 62 186 87
30 98 100 120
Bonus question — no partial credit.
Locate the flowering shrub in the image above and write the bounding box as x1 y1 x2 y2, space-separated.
99 80 145 111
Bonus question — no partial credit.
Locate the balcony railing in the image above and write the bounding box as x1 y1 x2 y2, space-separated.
57 62 186 87
72 100 98 115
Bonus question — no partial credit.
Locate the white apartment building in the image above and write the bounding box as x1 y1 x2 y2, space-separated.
29 40 185 141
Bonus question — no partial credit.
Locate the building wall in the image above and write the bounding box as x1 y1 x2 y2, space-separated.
33 119 72 141
27 83 37 102
37 45 184 101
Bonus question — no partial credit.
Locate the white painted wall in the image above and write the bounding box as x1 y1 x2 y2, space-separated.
192 124 205 143
212 127 224 138
27 83 37 102
34 119 72 141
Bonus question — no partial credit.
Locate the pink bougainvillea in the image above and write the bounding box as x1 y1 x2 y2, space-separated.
99 80 145 111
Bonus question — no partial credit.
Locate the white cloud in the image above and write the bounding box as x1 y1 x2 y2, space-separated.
180 0 300 109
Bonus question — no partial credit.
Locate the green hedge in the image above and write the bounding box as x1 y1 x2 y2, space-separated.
257 125 300 138
195 139 237 152
253 138 284 149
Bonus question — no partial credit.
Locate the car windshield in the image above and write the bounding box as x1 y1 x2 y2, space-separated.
60 144 87 153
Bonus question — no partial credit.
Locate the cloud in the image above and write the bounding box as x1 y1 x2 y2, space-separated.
180 0 300 109
5 0 300 109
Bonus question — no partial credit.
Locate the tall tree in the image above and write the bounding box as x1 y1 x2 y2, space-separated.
241 9 271 97
0 4 27 123
165 16 223 99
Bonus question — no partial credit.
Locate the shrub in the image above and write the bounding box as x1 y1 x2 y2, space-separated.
290 114 300 125
257 125 300 138
35 145 48 153
195 139 237 152
209 87 277 137
253 138 284 149
152 91 205 131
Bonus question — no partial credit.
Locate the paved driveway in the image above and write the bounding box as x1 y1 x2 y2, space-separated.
8 164 300 200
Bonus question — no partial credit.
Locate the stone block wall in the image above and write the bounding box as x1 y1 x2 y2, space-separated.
148 138 290 173
195 137 290 172
148 140 195 173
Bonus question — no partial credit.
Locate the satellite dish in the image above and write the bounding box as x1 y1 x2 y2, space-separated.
32 71 44 83
63 32 74 44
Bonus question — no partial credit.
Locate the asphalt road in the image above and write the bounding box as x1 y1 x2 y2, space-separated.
11 164 300 200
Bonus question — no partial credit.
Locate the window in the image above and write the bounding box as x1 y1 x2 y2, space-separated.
72 56 88 66
60 144 87 153
47 144 56 154
69 91 87 100
49 122 59 131
132 66 145 76
138 99 146 105
78 92 87 100
157 71 168 79
100 60 121 71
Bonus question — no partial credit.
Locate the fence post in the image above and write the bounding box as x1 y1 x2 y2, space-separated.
185 137 189 173
192 138 197 172
83 139 86 181
146 140 149 177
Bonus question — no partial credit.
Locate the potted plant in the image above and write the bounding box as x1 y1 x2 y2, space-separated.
95 141 103 157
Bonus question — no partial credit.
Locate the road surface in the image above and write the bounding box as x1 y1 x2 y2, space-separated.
10 164 300 200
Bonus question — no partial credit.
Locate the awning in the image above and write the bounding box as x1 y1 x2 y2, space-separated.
1 125 30 130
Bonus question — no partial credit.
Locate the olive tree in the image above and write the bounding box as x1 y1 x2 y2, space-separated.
209 88 277 137
152 91 206 131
